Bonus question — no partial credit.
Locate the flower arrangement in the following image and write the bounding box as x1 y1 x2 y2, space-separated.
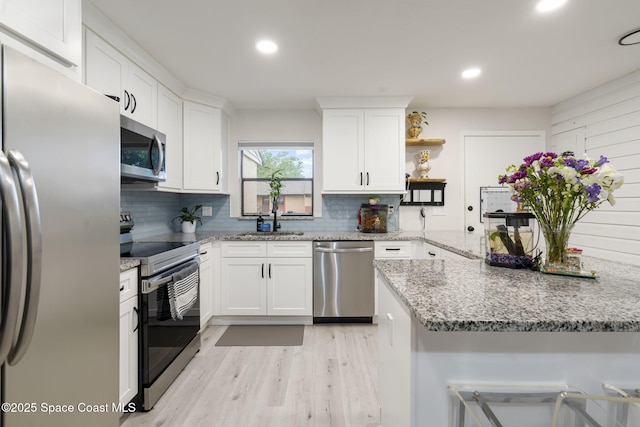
498 151 624 268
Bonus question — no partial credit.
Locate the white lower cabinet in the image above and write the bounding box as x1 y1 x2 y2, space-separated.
119 268 139 407
378 274 412 427
220 242 312 316
199 242 213 326
374 240 413 319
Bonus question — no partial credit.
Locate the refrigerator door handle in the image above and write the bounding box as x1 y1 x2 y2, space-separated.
7 150 43 365
0 151 25 365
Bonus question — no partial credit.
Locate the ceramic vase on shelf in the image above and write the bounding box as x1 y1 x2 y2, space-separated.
416 149 431 179
181 221 197 233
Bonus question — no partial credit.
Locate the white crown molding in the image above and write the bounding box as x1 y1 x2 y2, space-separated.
314 96 413 112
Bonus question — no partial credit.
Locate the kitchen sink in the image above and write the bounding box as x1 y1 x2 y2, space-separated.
237 231 304 236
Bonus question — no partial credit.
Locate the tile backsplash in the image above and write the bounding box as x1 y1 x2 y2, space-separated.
121 191 401 239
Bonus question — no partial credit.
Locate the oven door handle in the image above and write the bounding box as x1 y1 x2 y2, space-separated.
141 258 200 294
143 274 174 294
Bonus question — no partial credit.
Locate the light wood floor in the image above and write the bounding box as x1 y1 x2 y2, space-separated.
121 324 380 427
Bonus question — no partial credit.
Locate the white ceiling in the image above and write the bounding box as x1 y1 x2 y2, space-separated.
87 0 640 110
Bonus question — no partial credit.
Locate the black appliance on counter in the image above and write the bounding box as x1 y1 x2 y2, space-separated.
120 211 201 411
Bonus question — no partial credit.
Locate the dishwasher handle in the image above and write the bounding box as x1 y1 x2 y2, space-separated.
315 247 373 254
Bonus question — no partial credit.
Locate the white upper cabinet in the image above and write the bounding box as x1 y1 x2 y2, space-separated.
157 84 183 191
84 29 157 128
0 0 81 66
182 101 228 193
322 108 405 193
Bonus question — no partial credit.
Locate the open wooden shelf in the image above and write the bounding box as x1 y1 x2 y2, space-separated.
405 138 446 146
406 178 446 183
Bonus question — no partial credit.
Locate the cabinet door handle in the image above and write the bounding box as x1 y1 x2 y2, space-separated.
120 285 125 291
133 307 139 332
262 263 265 278
130 93 137 113
200 251 208 255
124 90 130 111
360 172 363 185
428 251 436 257
216 171 220 185
268 263 272 279
366 172 370 185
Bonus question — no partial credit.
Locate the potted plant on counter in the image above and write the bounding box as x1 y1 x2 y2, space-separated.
172 205 202 233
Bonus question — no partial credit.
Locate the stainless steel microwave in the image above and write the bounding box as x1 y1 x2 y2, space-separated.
120 115 166 182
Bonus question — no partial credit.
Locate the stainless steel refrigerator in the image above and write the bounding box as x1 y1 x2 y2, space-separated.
0 45 120 426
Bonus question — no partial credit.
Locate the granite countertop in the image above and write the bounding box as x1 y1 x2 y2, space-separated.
119 229 437 271
134 230 434 244
120 259 140 272
375 256 640 333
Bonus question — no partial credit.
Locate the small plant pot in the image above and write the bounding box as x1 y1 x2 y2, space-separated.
181 221 197 233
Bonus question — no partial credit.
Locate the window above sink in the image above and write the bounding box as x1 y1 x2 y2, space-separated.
239 141 314 217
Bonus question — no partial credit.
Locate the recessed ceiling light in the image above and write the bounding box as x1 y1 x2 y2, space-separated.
461 67 482 79
619 28 640 46
536 0 567 13
256 40 278 54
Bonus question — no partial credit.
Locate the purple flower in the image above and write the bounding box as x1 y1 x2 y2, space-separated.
586 184 601 202
539 157 556 168
498 174 508 184
595 155 609 167
512 170 528 180
522 152 543 167
575 159 590 171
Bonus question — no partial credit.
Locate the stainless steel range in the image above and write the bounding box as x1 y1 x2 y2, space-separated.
120 211 201 411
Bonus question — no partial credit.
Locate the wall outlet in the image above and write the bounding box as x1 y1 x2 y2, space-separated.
432 206 445 216
202 206 213 216
388 205 394 215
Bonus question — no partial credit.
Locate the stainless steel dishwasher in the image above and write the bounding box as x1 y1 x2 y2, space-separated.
313 241 374 323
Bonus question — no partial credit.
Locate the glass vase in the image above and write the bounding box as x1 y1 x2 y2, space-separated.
539 222 572 270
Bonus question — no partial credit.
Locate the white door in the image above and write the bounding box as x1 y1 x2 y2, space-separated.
322 109 365 191
119 296 138 406
157 85 183 191
463 131 545 234
364 108 405 192
267 258 313 316
183 101 223 192
220 258 266 315
84 29 126 106
126 62 158 128
0 0 81 66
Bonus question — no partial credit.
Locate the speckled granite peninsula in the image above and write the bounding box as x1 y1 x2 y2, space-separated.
374 257 640 332
372 231 640 426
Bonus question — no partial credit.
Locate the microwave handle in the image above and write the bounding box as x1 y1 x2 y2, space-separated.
150 134 164 177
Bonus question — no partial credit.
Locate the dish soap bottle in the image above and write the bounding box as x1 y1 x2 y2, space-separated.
256 214 264 232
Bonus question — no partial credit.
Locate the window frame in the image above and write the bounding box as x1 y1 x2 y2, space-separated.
239 142 314 217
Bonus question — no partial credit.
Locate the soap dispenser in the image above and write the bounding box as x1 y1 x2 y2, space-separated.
256 214 264 232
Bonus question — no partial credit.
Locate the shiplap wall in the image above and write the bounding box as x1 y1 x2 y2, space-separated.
551 70 640 266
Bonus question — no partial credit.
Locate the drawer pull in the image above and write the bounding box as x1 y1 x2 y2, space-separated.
428 251 437 256
385 248 401 251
